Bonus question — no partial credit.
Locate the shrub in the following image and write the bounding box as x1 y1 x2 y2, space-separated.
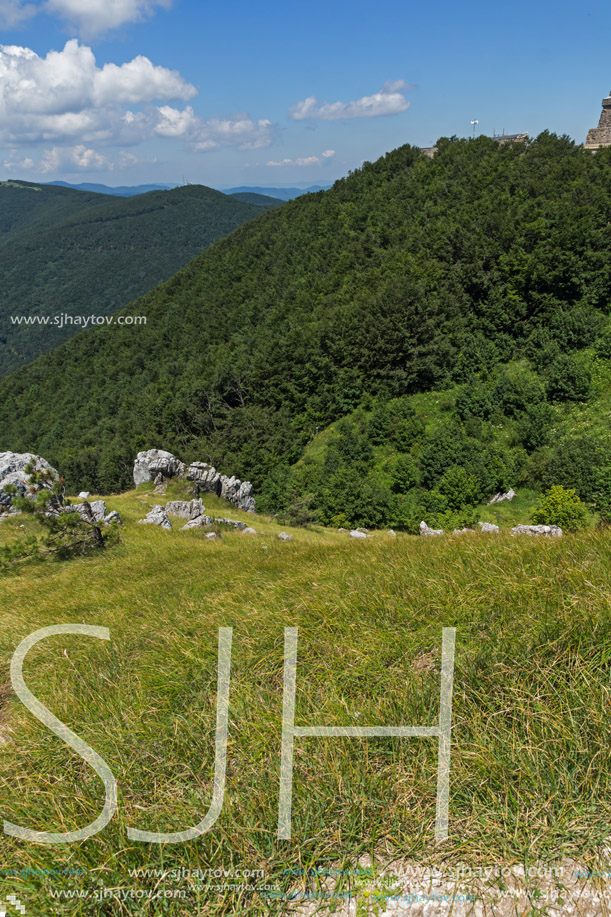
531 485 588 532
516 402 553 451
391 456 420 493
438 465 481 510
545 355 591 402
492 365 546 418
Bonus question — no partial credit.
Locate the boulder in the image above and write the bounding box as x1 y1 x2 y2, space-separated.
186 462 255 513
206 532 217 540
241 526 257 535
213 517 248 530
420 521 443 537
180 514 213 530
488 489 516 505
0 451 59 509
453 528 475 534
388 530 397 536
277 532 293 541
511 524 563 538
104 511 122 526
78 491 91 500
350 530 368 539
137 505 172 530
165 499 205 520
478 522 500 533
63 500 107 522
133 450 186 487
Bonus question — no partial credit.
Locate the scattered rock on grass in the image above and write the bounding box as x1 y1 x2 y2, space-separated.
350 530 368 539
420 521 443 537
479 522 500 533
180 515 213 530
488 488 516 504
138 505 172 530
511 524 563 538
278 532 293 541
165 499 205 520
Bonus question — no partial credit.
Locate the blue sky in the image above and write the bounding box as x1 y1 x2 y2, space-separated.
0 0 610 187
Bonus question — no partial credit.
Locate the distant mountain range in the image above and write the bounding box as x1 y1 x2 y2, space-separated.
0 180 271 376
49 181 177 196
47 181 333 202
221 184 333 201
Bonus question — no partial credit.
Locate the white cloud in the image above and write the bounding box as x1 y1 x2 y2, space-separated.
0 0 36 26
289 80 412 121
40 143 110 172
0 40 196 145
0 39 275 170
4 144 156 173
267 149 336 167
45 0 173 38
155 106 274 151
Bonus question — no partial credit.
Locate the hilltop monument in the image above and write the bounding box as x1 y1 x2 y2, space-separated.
585 91 611 149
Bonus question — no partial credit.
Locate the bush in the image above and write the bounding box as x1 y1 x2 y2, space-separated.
515 402 553 451
545 355 591 402
493 365 546 418
391 455 420 493
531 485 588 532
438 465 481 510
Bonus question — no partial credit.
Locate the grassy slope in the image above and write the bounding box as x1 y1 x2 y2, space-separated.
1 487 611 914
0 183 266 377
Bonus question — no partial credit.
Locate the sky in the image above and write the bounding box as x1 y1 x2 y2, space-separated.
0 0 610 188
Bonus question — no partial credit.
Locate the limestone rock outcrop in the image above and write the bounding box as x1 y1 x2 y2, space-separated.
133 450 255 512
0 452 59 511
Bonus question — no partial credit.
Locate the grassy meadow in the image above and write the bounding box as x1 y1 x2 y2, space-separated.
1 484 611 914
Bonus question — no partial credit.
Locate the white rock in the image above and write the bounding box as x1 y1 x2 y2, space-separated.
133 450 186 487
78 491 91 500
0 451 59 509
165 499 205 520
242 526 257 535
180 514 212 530
350 530 368 539
138 505 172 530
277 532 293 541
488 488 516 505
511 524 563 538
205 532 217 539
420 521 443 536
104 510 122 525
64 500 107 522
453 527 475 534
388 529 397 536
478 522 500 533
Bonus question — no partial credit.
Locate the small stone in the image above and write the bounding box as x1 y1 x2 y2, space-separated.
277 532 293 541
138 505 172 530
205 532 217 539
104 510 122 525
350 530 368 539
478 522 500 533
420 521 443 536
180 514 213 530
242 526 257 535
78 491 91 500
388 529 397 536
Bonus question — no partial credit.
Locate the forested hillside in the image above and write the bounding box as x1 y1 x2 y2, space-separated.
1 133 611 527
0 182 269 375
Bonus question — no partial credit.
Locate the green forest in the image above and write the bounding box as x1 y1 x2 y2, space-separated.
0 181 272 375
1 133 610 529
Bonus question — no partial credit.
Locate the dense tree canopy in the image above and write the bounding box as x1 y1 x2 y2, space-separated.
0 133 610 526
